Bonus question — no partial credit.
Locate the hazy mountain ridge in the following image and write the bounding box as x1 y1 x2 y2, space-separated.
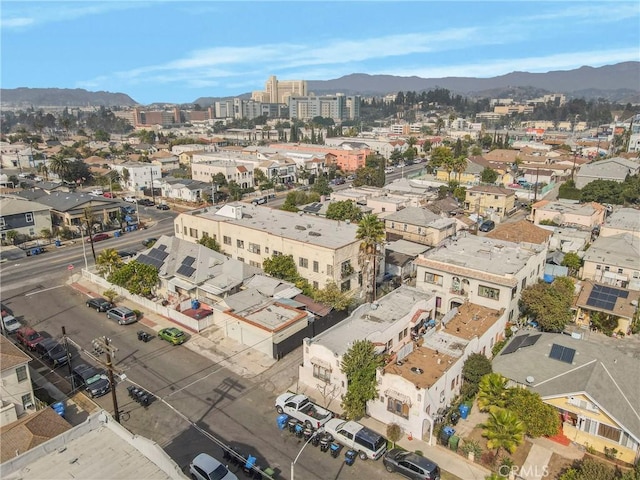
0 88 138 107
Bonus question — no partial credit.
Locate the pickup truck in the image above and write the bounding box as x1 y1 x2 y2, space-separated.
275 393 333 429
322 418 387 460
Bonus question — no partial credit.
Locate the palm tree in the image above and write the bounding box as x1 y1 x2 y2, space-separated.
83 206 98 263
96 248 122 277
452 156 468 182
49 155 71 180
356 214 385 302
477 373 510 411
481 408 525 460
37 163 49 181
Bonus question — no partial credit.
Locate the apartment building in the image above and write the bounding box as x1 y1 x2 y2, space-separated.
599 207 640 240
582 234 640 290
0 336 35 427
530 200 606 230
173 203 362 292
289 95 361 122
252 75 308 104
464 185 516 221
111 162 161 192
415 234 547 321
384 207 457 247
268 143 370 172
0 197 52 243
190 154 254 189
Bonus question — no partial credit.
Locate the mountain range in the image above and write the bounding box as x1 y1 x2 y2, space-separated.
1 62 638 108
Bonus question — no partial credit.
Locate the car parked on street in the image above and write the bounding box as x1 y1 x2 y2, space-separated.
87 233 110 243
137 198 155 206
189 453 238 480
86 297 113 312
478 220 496 232
156 203 170 210
123 196 137 203
106 306 138 325
158 327 186 345
35 338 68 367
383 449 441 480
72 364 110 398
16 327 44 350
142 238 157 248
2 313 22 334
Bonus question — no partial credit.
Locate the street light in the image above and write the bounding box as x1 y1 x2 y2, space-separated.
291 432 316 480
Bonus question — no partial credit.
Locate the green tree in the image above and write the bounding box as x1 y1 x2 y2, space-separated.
281 191 300 212
211 172 227 187
96 248 122 277
386 423 403 449
356 214 386 302
103 288 117 304
40 228 53 243
506 388 560 438
520 277 575 331
108 260 159 296
481 167 499 184
5 230 19 245
325 201 362 222
48 155 71 179
198 234 221 252
311 176 332 196
313 281 353 311
461 353 493 399
561 252 582 276
477 373 510 411
558 458 618 480
341 340 383 419
481 408 525 459
430 146 454 180
262 254 301 283
227 180 243 200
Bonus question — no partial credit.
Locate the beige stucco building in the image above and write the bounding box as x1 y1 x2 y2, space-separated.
190 157 254 189
581 234 640 291
173 203 362 292
383 207 457 246
530 200 606 230
464 185 516 221
0 337 35 427
599 207 640 240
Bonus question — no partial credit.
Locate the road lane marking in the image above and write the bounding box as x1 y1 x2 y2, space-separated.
25 285 66 296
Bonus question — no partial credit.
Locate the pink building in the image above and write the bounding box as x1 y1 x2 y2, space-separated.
269 143 370 172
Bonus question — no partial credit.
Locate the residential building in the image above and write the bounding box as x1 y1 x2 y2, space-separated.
493 332 640 464
485 219 552 246
384 239 430 280
251 75 308 104
298 286 437 409
530 200 606 230
0 336 35 427
268 143 371 172
323 137 407 159
384 207 457 247
581 234 640 290
548 227 591 253
0 198 52 243
415 234 547 320
111 162 161 192
600 207 640 240
369 302 507 444
173 203 362 292
159 178 210 203
464 185 516 221
289 95 361 122
190 155 254 189
574 280 640 334
574 157 640 189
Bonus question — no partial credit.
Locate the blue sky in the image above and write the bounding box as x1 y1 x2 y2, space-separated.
2 1 639 105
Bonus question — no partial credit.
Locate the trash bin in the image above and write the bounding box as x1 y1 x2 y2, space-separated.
440 426 455 446
459 403 470 420
191 299 200 310
55 240 61 247
449 435 460 451
277 414 289 430
114 231 121 238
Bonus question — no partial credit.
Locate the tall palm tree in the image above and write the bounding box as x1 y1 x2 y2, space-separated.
96 248 122 277
83 206 98 263
452 156 468 182
481 407 525 459
356 214 385 302
37 163 49 181
49 155 71 180
477 373 510 411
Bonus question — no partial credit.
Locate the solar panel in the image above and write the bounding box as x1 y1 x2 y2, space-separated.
586 284 629 311
182 256 196 266
176 265 195 277
520 333 541 348
549 344 575 364
137 254 163 270
157 244 167 251
501 335 527 355
148 249 168 261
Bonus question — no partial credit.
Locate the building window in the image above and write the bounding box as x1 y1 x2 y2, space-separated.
341 280 351 292
451 379 455 391
22 393 33 409
237 257 244 263
265 247 269 254
617 268 623 274
249 260 261 268
341 261 353 278
327 265 333 277
25 213 33 222
16 365 28 382
183 226 187 235
248 243 260 254
521 278 527 290
478 285 500 300
424 272 443 285
390 222 395 229
403 224 408 231
313 365 331 382
299 257 308 268
223 236 232 246
387 398 410 419
597 423 621 442
273 250 281 256
237 239 244 249
511 286 517 299
596 265 601 270
189 228 198 238
604 266 610 272
175 224 179 234
313 261 319 273
313 281 319 289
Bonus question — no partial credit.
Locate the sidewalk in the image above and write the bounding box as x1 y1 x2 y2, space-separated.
70 277 277 379
359 416 491 480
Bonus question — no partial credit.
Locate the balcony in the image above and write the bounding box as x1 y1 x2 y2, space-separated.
341 265 355 279
449 288 468 296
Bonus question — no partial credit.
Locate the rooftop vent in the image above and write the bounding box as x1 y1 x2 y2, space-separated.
309 231 321 236
411 367 424 374
295 225 307 230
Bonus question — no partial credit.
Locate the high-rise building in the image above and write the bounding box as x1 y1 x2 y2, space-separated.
252 76 307 104
289 94 360 122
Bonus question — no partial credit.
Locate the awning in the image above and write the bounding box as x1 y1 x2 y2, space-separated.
310 357 332 371
385 389 412 406
169 277 196 291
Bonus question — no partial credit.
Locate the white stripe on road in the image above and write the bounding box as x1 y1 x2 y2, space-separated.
25 285 66 297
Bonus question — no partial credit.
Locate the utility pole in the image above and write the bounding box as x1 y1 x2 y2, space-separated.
149 166 156 205
92 336 120 423
61 327 74 388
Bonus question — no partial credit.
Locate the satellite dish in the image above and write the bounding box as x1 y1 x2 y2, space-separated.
526 376 535 384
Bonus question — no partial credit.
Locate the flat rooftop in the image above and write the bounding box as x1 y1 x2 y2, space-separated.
603 207 640 232
384 346 457 389
438 302 504 341
191 203 360 249
244 302 306 331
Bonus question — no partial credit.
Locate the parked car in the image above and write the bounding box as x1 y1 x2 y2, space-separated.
106 306 138 325
156 203 170 210
275 393 333 429
121 205 136 215
322 418 387 460
16 327 44 350
251 196 267 205
189 453 238 480
137 199 155 206
87 233 110 243
142 238 157 248
90 189 104 196
86 297 113 312
72 364 110 398
383 449 441 480
117 250 137 259
35 338 68 367
158 327 186 345
103 192 116 198
478 220 496 232
123 196 137 203
2 314 22 334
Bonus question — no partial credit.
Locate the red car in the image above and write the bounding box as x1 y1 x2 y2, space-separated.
16 327 44 350
88 233 110 243
103 192 116 198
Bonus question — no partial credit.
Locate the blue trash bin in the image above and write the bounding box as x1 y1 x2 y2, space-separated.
191 299 200 310
277 414 289 430
459 404 470 420
55 240 61 247
52 402 65 417
114 231 121 238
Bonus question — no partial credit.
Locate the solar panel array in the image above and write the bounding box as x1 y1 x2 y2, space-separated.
586 284 629 311
549 343 576 364
137 254 163 269
176 264 195 277
182 256 195 266
500 333 542 355
148 248 169 262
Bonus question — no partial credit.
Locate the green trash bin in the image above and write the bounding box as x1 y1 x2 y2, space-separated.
449 435 460 451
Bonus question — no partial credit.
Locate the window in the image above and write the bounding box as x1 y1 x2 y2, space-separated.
617 268 623 274
183 226 187 235
223 236 232 245
16 365 27 382
390 222 395 229
189 228 198 238
511 286 517 299
341 280 351 292
237 239 244 249
403 224 408 231
451 379 455 391
313 364 331 382
249 260 261 268
478 285 500 300
265 247 269 254
604 266 610 272
313 261 319 273
299 257 308 268
273 250 281 256
237 257 244 263
327 265 333 277
21 393 32 409
596 265 602 270
25 213 33 222
423 272 443 285
175 224 179 234
313 281 319 289
521 278 527 290
387 398 410 419
248 242 260 254
598 423 621 442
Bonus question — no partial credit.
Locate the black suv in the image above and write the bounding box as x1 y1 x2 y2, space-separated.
384 449 440 480
86 297 113 312
35 338 68 367
72 364 110 398
137 199 155 206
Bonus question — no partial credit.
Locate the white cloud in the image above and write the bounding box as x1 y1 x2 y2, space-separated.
0 17 35 28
